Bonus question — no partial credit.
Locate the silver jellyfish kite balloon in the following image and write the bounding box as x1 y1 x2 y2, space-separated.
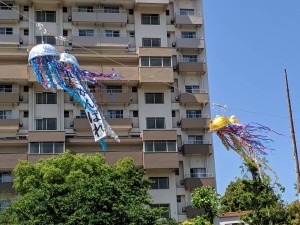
28 44 123 150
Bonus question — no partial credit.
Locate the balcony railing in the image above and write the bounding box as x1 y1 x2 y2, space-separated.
72 8 126 13
185 173 214 178
186 140 211 144
177 34 204 39
176 11 201 16
74 32 126 38
178 57 205 63
185 89 208 94
182 114 209 119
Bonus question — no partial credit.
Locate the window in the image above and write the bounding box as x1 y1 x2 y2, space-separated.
23 29 28 36
150 204 170 218
170 86 174 93
129 31 135 37
36 118 57 130
185 85 200 93
140 57 171 67
0 84 12 92
0 3 12 10
63 7 67 13
36 11 56 22
0 200 11 212
145 93 164 104
36 36 56 45
190 168 207 178
29 142 64 154
132 86 137 92
0 27 12 35
166 10 169 16
0 110 12 119
23 85 29 92
181 31 196 38
104 6 119 13
150 177 169 189
63 30 68 37
176 195 181 203
133 111 138 117
182 55 198 62
107 110 123 119
167 33 171 38
0 172 13 182
146 117 165 129
188 135 203 144
142 38 161 47
106 85 122 93
80 110 87 118
24 5 29 11
186 110 201 118
78 6 93 13
36 93 56 104
145 141 176 152
79 29 94 37
64 110 69 118
141 14 160 25
105 30 120 37
180 9 195 15
172 110 175 117
23 111 29 118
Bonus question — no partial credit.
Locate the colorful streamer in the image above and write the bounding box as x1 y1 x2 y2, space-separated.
28 44 122 149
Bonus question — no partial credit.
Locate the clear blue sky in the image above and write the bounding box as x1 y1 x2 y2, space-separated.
203 0 300 203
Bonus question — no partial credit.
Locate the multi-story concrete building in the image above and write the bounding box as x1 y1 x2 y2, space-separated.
0 0 215 222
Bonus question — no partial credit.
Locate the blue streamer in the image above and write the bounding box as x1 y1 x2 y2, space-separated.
31 58 43 84
99 139 107 151
42 57 56 89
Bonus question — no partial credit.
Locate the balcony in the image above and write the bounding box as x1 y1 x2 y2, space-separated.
100 151 143 167
0 182 14 193
175 12 203 27
178 92 209 105
184 174 216 190
186 206 204 218
177 58 206 73
0 119 19 131
0 154 27 169
182 142 213 155
180 116 210 130
0 65 28 81
74 117 132 131
0 6 19 23
176 37 204 50
28 131 65 142
143 152 179 169
72 34 129 48
138 47 172 57
0 34 19 46
0 92 19 104
135 0 169 10
72 9 127 25
139 67 173 84
93 92 132 105
142 130 177 141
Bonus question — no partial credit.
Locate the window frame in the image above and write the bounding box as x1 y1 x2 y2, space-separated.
78 6 93 13
105 30 120 37
181 31 196 39
103 6 119 13
35 118 57 130
144 140 177 152
186 110 201 118
190 168 207 178
106 110 123 119
146 117 165 129
0 110 12 119
149 177 169 189
180 8 195 15
0 200 11 212
36 36 56 45
36 92 57 104
142 38 161 47
106 85 122 93
29 142 65 154
141 14 160 25
140 57 171 67
145 93 164 104
185 85 200 93
36 10 56 22
0 172 13 183
0 84 12 92
79 29 94 37
188 135 203 144
0 27 12 35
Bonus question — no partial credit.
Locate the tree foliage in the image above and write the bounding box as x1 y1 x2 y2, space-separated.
0 151 165 225
287 201 300 225
220 163 290 224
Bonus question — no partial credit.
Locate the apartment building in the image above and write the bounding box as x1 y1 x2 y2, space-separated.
0 0 215 222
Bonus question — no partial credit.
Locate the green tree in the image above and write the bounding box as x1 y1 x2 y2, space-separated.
0 151 165 225
220 164 290 224
191 186 220 224
287 201 300 225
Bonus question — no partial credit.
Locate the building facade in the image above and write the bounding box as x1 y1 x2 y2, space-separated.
0 0 215 222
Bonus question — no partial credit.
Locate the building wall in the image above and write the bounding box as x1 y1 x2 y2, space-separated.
0 0 215 222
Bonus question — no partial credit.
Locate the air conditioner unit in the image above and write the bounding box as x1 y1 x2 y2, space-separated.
180 180 185 185
171 18 175 24
182 207 186 212
19 40 23 45
19 122 23 127
171 42 176 47
20 15 23 20
19 95 23 101
70 96 73 101
70 122 74 127
175 96 179 101
178 146 182 152
173 66 177 71
68 16 72 22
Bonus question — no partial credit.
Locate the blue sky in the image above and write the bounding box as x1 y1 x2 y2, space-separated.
203 0 300 203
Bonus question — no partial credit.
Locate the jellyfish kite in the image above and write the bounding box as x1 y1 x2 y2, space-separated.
28 44 123 150
210 115 276 176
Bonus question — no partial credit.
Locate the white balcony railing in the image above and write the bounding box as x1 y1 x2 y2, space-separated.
177 35 204 39
72 8 126 13
186 140 212 144
178 57 205 63
185 89 208 94
176 11 201 16
182 114 210 119
184 173 214 178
